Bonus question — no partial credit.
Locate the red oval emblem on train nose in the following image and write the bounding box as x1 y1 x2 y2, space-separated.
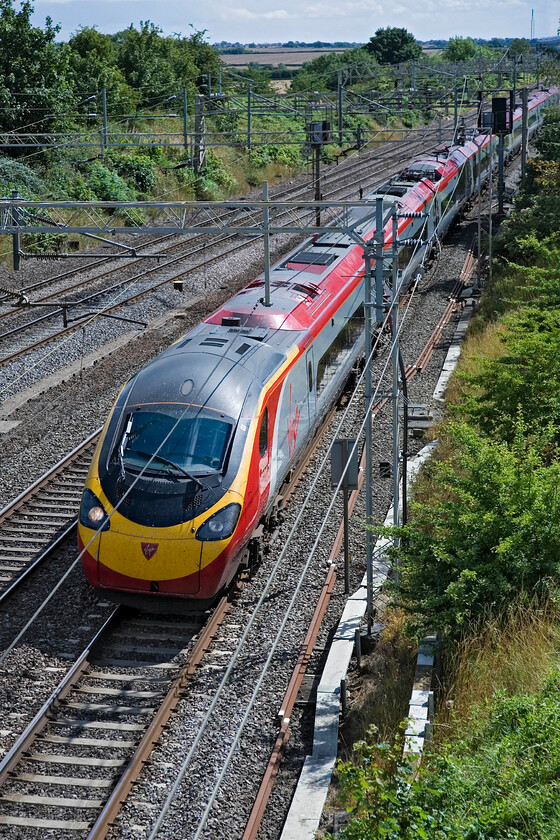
141 542 159 560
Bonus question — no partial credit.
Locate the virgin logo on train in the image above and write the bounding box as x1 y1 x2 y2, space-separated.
141 543 159 560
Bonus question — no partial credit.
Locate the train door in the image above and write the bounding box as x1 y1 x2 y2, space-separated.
258 405 271 501
306 349 316 429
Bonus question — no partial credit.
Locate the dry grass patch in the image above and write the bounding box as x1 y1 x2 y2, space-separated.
438 600 560 740
445 318 506 406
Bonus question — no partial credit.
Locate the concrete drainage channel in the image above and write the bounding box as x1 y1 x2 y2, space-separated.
281 298 477 840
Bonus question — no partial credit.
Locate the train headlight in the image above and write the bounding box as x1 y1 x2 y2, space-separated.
80 488 111 532
196 503 241 542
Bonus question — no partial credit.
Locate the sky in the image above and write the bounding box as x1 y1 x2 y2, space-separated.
31 0 559 44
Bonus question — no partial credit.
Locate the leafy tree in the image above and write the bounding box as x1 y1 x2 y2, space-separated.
444 36 478 61
181 28 222 90
390 422 560 637
0 0 73 133
509 37 531 57
113 22 198 104
229 65 273 95
364 27 421 65
68 27 140 116
112 23 224 107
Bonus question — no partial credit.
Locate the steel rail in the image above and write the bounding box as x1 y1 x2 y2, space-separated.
87 593 233 840
0 428 101 605
242 563 337 840
0 427 100 522
0 608 120 787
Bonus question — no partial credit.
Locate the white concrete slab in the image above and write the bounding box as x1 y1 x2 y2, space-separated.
281 756 337 840
313 692 343 760
410 690 430 707
405 718 428 737
404 735 424 754
417 653 434 667
0 420 20 433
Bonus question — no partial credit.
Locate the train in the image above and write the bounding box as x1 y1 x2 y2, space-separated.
78 87 558 609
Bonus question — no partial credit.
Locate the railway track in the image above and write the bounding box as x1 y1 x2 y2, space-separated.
0 603 227 834
0 430 100 604
0 392 344 837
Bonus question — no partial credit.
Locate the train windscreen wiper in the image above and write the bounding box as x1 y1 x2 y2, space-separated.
128 449 205 489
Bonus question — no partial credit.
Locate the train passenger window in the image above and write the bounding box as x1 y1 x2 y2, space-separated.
316 303 364 395
259 408 268 457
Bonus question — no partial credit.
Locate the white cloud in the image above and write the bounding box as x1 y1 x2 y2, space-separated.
222 6 293 19
304 0 382 15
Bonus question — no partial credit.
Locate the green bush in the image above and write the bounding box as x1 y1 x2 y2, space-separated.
334 726 436 840
110 153 157 193
248 143 302 168
200 150 237 191
84 162 137 202
390 421 560 637
462 308 560 442
0 157 46 197
337 676 560 839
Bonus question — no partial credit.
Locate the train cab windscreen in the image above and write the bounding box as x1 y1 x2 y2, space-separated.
117 405 233 477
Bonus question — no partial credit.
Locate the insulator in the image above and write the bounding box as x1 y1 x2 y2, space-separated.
35 253 62 260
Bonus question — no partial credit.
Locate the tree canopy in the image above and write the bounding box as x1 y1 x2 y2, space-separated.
363 27 422 65
0 0 73 132
0 3 226 133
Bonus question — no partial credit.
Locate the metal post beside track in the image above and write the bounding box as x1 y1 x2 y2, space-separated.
363 241 374 635
498 134 505 214
262 181 271 307
101 86 107 160
521 87 529 180
10 189 20 271
391 212 400 544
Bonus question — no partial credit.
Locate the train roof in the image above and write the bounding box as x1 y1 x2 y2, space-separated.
122 328 289 423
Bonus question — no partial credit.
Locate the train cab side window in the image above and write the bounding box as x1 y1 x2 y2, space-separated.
259 408 268 457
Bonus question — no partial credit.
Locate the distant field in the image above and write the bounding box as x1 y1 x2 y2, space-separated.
221 46 441 68
220 47 349 68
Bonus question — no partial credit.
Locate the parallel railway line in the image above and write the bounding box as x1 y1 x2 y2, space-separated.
0 430 100 605
0 122 449 370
